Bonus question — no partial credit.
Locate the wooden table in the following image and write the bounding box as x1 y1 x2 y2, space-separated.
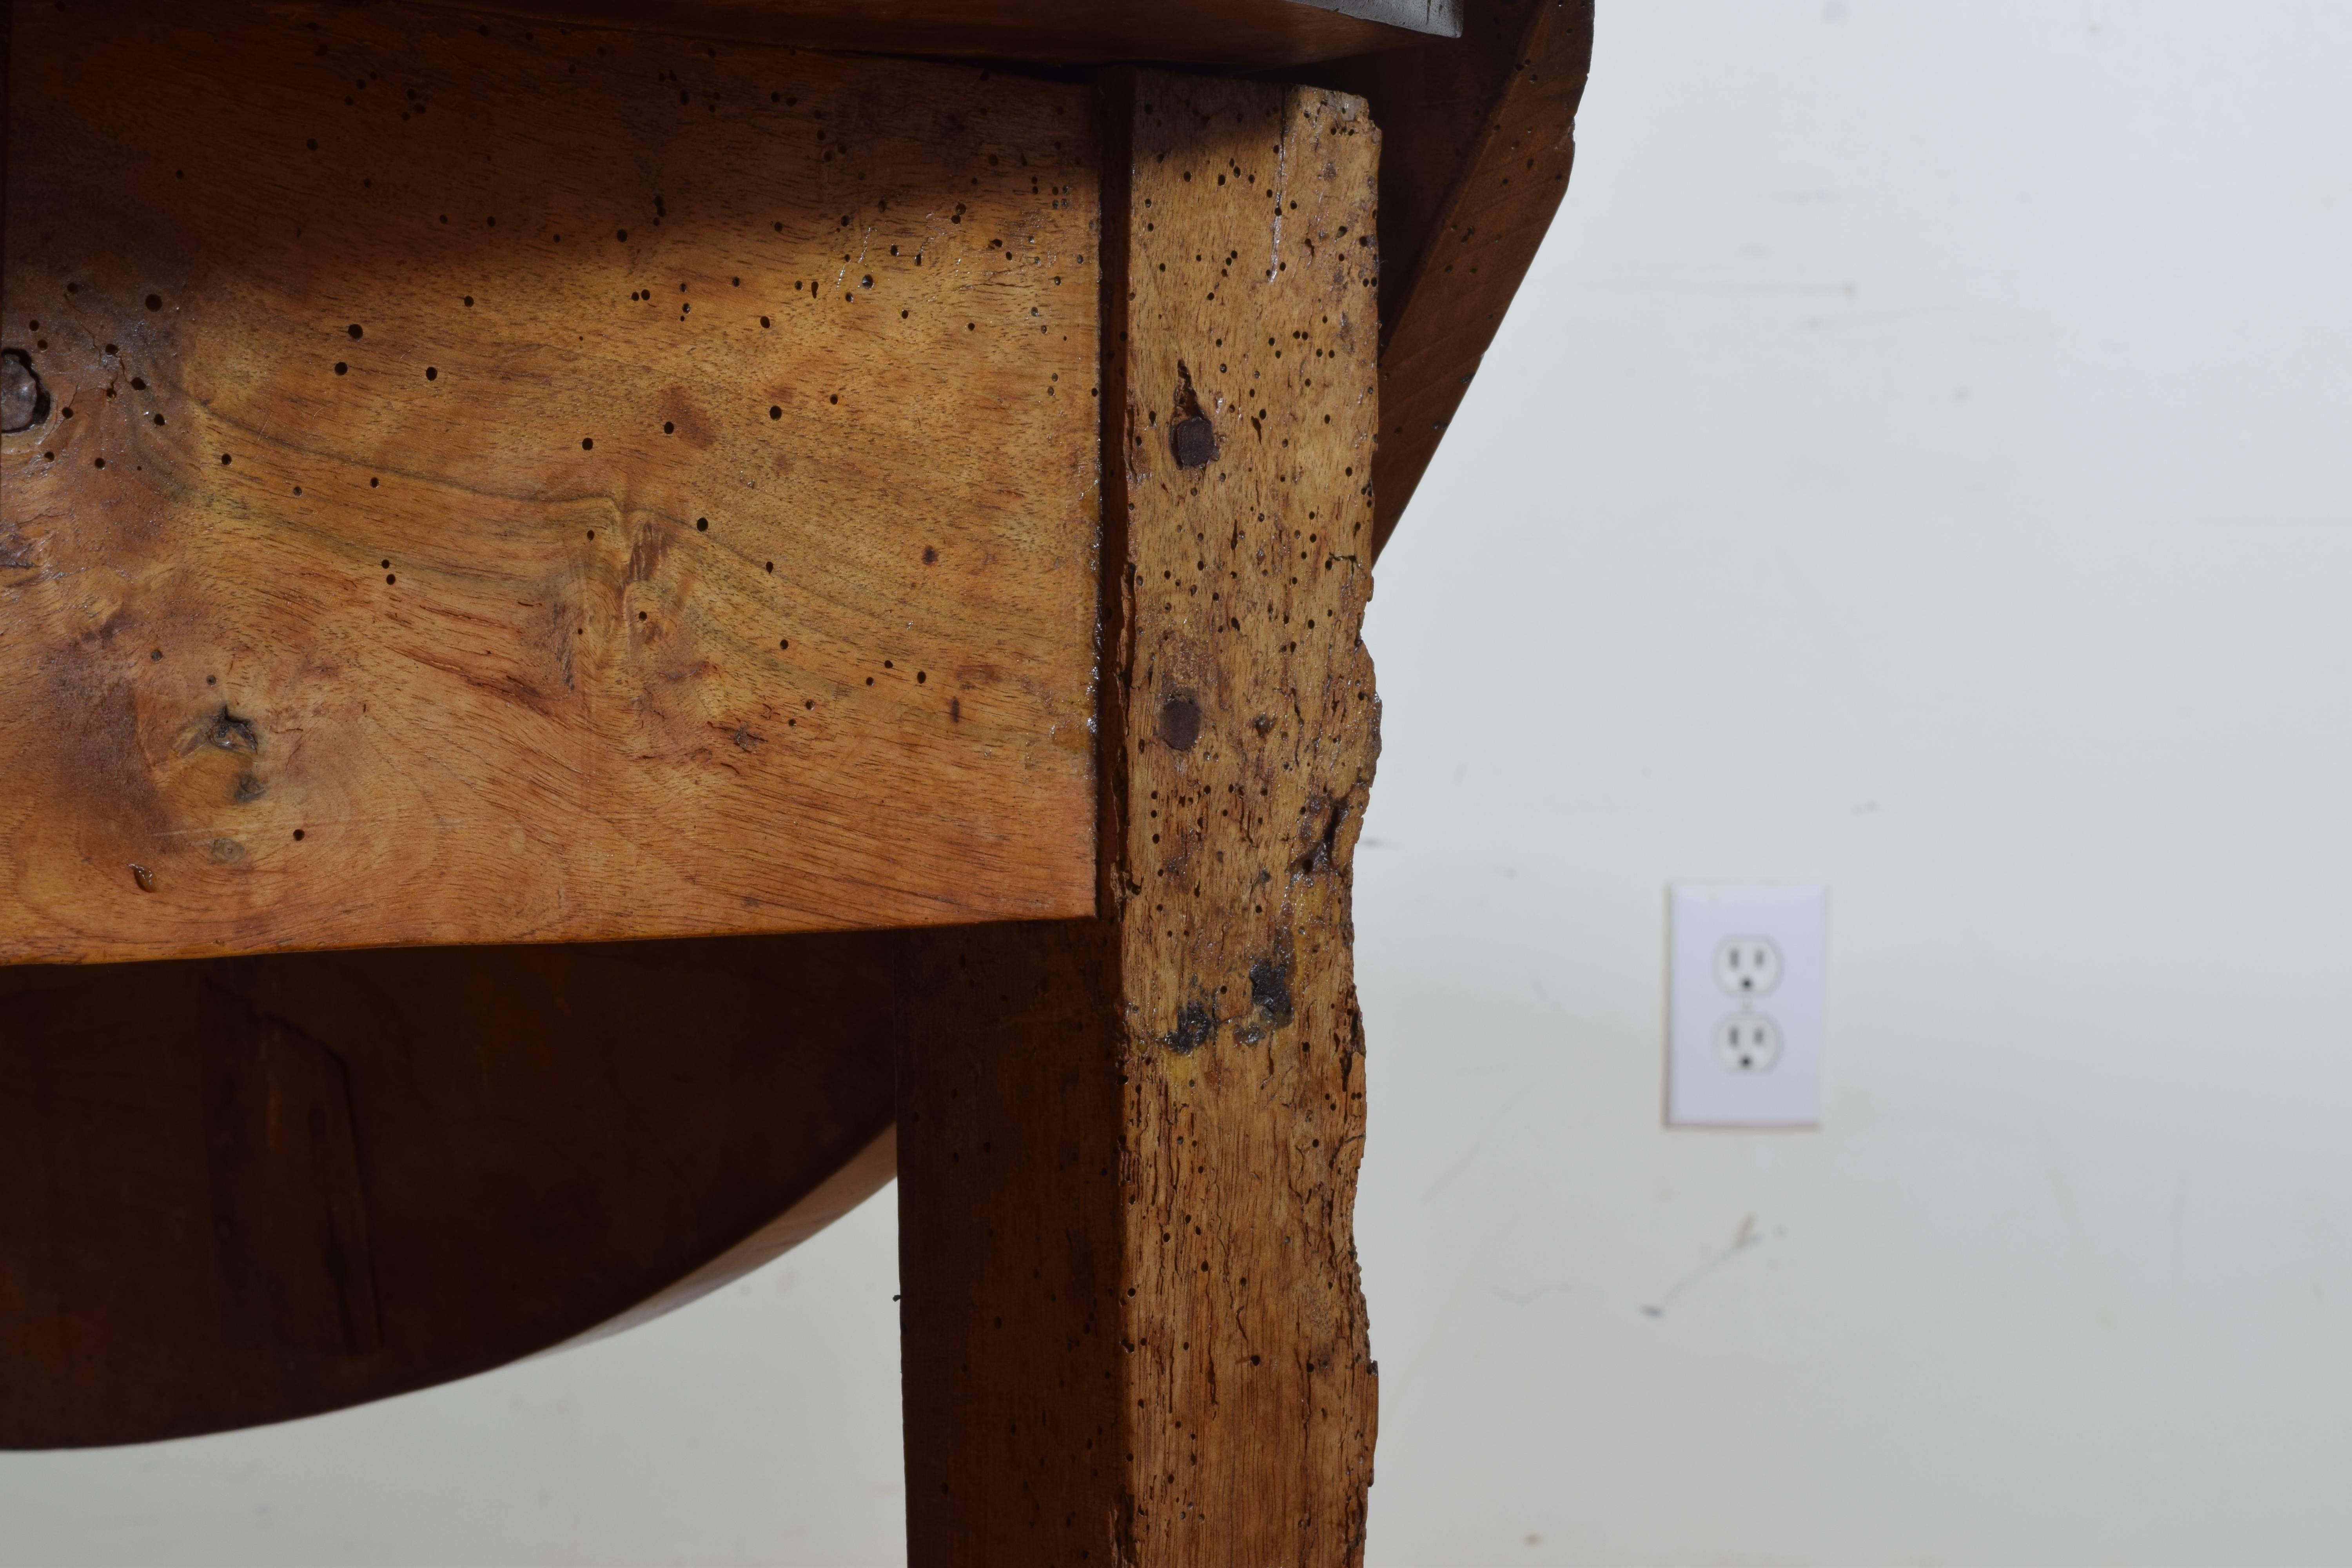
0 1 1590 1558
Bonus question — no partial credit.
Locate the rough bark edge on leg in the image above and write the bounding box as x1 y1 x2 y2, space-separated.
1108 70 1382 1565
897 69 1381 1566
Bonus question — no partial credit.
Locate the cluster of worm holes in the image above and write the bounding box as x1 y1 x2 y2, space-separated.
58 284 959 838
290 24 1090 401
9 33 1116 784
254 33 1096 725
16 36 1408 900
1128 139 1379 877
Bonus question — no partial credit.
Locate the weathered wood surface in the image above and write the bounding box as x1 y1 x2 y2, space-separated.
0 0 1100 963
898 72 1380 1565
0 935 896 1447
445 0 1452 70
1313 0 1594 555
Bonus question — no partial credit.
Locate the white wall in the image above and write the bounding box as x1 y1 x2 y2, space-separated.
1357 3 2352 1561
7 3 2352 1562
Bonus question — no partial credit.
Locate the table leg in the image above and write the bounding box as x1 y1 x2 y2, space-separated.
896 70 1383 1567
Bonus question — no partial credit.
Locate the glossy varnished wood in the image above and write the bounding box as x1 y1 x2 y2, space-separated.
0 0 1100 962
0 935 897 1446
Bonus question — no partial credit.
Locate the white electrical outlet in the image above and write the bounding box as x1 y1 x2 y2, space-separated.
1713 935 1782 998
1668 884 1825 1127
1713 1012 1782 1073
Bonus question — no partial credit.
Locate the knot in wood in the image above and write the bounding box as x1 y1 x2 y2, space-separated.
2 350 44 433
203 707 261 755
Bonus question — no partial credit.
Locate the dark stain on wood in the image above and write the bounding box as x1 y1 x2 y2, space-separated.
1248 954 1292 1028
1164 997 1218 1054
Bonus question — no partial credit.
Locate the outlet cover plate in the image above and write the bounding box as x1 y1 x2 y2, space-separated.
1668 884 1825 1127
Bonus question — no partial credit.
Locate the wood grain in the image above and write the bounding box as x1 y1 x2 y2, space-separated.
1311 0 1594 555
894 918 1129 1560
0 0 1100 962
0 934 898 1447
440 0 1449 70
898 71 1381 1565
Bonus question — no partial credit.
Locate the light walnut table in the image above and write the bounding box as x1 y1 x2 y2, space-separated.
0 2 1590 1559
